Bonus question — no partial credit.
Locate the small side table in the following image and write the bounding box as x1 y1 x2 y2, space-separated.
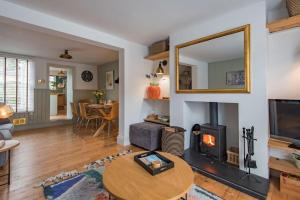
0 140 20 186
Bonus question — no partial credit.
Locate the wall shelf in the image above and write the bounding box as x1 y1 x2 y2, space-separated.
144 118 170 126
269 156 300 176
267 15 300 33
144 51 169 60
144 98 170 102
269 138 300 154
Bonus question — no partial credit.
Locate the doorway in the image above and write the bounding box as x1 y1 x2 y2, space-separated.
49 66 73 121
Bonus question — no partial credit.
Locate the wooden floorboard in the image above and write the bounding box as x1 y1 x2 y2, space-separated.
0 125 294 200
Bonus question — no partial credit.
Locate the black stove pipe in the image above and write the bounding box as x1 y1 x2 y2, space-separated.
209 102 218 127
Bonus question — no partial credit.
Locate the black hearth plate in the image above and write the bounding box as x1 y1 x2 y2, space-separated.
183 149 269 200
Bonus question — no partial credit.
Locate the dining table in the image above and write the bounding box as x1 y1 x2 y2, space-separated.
87 103 112 137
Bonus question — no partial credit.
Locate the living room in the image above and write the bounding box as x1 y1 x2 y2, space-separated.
0 0 300 200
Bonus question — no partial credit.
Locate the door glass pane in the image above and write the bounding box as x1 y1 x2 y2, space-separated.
6 58 16 111
17 59 28 112
28 60 34 112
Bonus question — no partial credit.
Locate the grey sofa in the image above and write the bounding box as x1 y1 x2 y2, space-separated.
0 119 14 166
129 122 165 151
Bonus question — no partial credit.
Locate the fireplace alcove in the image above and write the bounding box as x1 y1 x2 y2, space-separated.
182 101 269 199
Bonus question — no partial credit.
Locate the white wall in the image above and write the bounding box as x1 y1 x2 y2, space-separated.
34 58 98 90
0 1 152 145
267 28 300 99
169 2 269 178
180 55 208 89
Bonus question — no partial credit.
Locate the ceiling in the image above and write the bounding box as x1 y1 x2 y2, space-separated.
180 31 244 63
0 21 119 65
4 0 264 45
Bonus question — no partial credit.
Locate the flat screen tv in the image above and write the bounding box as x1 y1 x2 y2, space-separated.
269 99 300 148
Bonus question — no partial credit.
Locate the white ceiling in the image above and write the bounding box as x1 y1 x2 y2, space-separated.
0 21 119 65
4 0 264 45
180 31 244 63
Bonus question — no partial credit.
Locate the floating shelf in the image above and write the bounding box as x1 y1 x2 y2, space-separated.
269 156 300 176
267 15 300 33
269 138 300 154
144 51 169 60
144 118 170 126
144 98 170 102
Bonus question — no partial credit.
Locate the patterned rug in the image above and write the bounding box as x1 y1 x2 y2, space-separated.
41 150 222 200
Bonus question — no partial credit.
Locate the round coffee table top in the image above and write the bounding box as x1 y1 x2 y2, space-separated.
0 140 20 153
103 151 194 200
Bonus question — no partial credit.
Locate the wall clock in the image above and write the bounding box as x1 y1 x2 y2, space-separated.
81 70 93 82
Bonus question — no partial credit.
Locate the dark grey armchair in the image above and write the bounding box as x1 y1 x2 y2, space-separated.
0 119 14 166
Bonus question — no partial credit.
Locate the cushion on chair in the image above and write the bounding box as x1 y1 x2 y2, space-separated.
129 122 165 151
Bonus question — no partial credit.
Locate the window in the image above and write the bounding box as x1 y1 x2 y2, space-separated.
0 56 34 112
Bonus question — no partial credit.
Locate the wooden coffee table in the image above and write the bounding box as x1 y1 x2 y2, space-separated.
0 140 20 186
103 151 194 200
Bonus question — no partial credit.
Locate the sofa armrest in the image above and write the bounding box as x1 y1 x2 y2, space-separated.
0 130 12 140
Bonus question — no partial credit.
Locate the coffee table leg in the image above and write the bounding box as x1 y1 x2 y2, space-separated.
8 150 10 185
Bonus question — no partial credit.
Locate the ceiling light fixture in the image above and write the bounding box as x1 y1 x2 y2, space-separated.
60 49 72 59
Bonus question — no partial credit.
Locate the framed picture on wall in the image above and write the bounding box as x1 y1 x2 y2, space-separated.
106 70 114 90
226 70 245 86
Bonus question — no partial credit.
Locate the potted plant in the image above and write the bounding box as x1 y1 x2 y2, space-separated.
93 90 105 104
146 73 160 99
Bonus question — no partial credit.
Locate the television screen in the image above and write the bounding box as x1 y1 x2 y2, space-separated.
269 99 300 141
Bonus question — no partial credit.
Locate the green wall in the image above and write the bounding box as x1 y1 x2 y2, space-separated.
208 58 244 89
98 61 119 101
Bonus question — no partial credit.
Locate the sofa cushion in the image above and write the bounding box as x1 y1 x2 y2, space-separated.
0 123 14 131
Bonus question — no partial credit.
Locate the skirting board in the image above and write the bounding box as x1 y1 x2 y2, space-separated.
14 120 72 131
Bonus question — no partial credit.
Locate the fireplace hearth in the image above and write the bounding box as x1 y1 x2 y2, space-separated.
185 102 269 199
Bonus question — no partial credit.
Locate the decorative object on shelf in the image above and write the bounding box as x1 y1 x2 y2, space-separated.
286 0 300 17
106 70 114 90
148 38 169 55
227 147 239 166
59 49 72 59
81 70 93 82
292 153 300 169
242 126 259 180
161 126 185 156
147 85 161 99
93 90 105 104
134 151 174 176
146 73 160 99
146 113 158 120
157 115 169 123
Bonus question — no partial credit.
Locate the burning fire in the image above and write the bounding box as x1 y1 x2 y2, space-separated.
203 134 216 147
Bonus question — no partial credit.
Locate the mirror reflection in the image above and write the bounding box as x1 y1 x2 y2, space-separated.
176 25 250 93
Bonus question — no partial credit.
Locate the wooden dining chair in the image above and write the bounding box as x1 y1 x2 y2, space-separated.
70 102 80 129
100 102 119 135
78 103 101 129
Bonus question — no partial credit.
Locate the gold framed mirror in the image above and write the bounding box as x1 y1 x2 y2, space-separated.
176 24 250 93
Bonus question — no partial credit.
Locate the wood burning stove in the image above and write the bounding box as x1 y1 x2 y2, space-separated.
199 102 226 161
